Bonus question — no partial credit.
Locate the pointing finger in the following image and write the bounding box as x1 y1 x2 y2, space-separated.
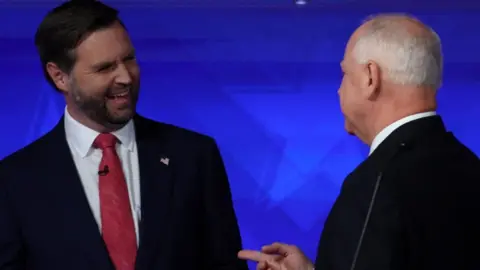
238 250 275 262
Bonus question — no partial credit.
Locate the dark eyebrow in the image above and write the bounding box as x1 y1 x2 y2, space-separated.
91 50 136 71
121 52 136 62
92 60 115 71
125 50 135 58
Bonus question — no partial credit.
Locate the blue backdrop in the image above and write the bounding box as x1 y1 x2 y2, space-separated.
1 0 479 267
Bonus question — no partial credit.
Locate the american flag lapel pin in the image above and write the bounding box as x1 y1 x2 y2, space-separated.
160 156 169 166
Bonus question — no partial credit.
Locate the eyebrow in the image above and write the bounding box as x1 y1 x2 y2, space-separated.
91 61 114 71
91 50 136 71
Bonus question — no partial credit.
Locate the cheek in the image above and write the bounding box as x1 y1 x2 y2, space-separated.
339 82 359 122
80 76 114 96
126 62 140 81
338 81 349 113
339 88 356 135
130 62 140 73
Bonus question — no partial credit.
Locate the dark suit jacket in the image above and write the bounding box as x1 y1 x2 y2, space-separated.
315 116 480 270
0 115 248 270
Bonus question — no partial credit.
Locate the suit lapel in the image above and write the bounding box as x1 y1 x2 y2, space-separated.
134 115 175 268
42 118 113 269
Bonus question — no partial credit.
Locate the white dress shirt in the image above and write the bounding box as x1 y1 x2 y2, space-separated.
369 111 437 155
64 108 141 244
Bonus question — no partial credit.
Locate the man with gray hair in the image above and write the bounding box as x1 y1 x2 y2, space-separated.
237 14 480 270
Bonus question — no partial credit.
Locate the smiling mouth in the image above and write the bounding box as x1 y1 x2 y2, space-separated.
107 89 130 99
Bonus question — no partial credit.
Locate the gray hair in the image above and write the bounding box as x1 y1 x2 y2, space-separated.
352 14 443 89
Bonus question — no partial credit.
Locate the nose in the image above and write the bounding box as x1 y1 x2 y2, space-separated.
114 64 133 85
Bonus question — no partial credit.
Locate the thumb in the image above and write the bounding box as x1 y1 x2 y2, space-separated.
256 261 275 270
264 259 282 270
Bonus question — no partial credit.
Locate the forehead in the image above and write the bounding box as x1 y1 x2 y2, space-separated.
341 40 355 68
74 22 133 65
342 25 366 67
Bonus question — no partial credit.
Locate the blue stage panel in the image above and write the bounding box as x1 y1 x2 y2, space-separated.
0 2 479 266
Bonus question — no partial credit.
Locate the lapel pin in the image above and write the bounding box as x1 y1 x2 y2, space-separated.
160 157 170 166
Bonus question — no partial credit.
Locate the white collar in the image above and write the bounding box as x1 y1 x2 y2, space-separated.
64 107 135 158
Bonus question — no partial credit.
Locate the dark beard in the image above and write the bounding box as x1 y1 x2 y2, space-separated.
69 80 139 128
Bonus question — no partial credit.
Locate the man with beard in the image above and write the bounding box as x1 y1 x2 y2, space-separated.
0 2 247 270
238 14 480 270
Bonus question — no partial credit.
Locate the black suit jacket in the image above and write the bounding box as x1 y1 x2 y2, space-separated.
315 116 480 270
0 115 248 270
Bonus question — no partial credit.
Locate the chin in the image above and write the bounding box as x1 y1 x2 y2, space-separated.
111 115 134 124
107 111 135 125
344 121 356 136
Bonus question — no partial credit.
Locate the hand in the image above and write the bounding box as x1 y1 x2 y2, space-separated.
238 242 314 270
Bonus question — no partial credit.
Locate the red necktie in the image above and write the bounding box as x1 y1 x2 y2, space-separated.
93 133 137 270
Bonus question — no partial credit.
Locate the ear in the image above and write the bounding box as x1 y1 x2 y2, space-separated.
46 62 69 92
361 60 381 100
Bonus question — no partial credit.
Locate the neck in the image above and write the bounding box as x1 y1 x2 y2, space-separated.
364 89 437 145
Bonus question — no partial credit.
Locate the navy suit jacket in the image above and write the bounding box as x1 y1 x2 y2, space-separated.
0 115 248 270
316 116 480 270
